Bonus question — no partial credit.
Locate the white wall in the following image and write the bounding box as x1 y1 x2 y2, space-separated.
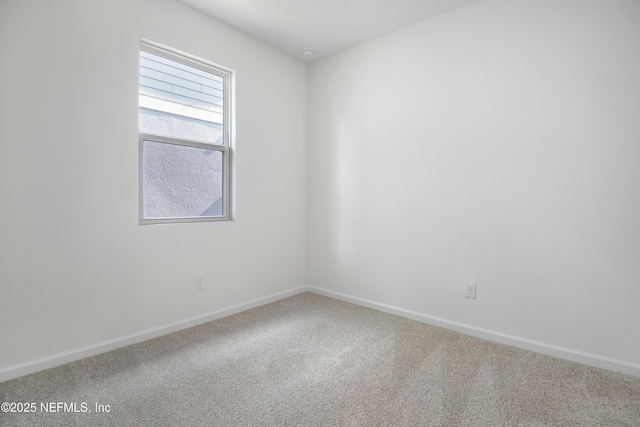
0 0 308 369
2 0 639 377
309 0 640 367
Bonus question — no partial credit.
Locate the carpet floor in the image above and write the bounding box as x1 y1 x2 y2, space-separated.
1 292 639 426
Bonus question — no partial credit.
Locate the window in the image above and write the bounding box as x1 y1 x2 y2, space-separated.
139 40 232 224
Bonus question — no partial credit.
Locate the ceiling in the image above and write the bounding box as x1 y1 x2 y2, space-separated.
176 0 481 63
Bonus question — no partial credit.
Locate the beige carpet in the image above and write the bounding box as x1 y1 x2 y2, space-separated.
1 292 639 426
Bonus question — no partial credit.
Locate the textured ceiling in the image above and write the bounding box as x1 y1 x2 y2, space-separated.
176 0 481 62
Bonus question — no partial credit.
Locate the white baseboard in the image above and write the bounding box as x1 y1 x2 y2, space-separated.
3 285 638 382
308 286 640 378
0 286 308 383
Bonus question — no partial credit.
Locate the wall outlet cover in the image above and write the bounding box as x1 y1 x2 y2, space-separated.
195 275 205 290
465 282 476 299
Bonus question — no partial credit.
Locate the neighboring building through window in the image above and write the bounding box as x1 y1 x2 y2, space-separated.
139 40 232 224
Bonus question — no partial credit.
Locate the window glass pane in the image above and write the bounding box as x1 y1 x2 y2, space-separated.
139 50 224 144
142 140 224 219
139 108 223 144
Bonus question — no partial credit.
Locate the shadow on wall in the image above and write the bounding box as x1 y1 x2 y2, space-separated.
201 197 223 216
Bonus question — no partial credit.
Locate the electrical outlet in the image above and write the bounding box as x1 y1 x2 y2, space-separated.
465 282 476 299
195 275 205 290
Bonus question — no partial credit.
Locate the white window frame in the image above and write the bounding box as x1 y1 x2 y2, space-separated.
138 39 233 225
